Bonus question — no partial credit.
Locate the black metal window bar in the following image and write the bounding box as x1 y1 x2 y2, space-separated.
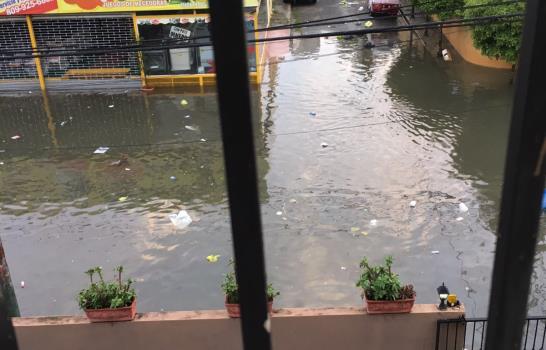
436 317 546 350
0 0 545 349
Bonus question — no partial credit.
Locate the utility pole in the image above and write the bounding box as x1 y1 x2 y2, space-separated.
0 238 20 317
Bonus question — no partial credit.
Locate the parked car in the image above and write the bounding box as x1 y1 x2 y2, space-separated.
368 0 400 16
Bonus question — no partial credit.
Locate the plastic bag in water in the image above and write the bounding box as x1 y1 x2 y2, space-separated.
169 210 192 229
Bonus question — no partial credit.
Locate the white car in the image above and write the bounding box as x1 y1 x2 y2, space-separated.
368 0 400 16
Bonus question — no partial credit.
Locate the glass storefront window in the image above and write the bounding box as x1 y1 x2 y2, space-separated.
137 14 257 75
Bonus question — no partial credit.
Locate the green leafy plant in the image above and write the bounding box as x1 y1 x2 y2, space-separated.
464 0 524 63
412 0 465 20
221 261 279 304
78 266 136 310
356 256 415 301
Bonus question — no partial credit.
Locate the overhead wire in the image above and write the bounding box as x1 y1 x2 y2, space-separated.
0 0 524 56
0 12 524 62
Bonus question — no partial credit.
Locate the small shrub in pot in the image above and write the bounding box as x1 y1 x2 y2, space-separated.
78 266 137 322
356 256 416 314
221 261 279 318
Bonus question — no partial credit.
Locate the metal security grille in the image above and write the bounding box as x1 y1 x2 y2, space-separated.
0 20 37 80
436 317 546 350
32 16 140 80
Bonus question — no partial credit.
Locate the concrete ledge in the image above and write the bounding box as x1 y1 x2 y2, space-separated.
13 304 464 350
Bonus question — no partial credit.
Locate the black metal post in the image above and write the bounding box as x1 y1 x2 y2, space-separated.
207 1 271 350
485 1 546 349
0 238 19 350
437 24 443 57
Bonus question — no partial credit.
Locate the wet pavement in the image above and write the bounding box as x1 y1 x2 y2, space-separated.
0 0 545 318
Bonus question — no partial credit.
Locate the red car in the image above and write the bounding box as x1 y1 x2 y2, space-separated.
368 0 400 16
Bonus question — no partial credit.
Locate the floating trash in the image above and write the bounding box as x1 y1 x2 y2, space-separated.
0 162 4 165
125 168 131 171
309 112 317 117
170 176 177 181
185 125 198 131
185 115 191 118
108 105 114 108
206 255 220 263
321 142 329 148
289 198 297 203
118 197 128 202
431 250 440 255
93 147 109 154
350 227 360 232
180 99 189 106
276 211 283 216
200 138 207 142
456 217 464 221
370 219 377 226
11 135 21 140
459 203 469 212
358 6 364 10
20 281 25 288
364 21 373 28
169 210 192 229
60 121 68 126
361 231 369 236
340 266 347 270
409 200 417 208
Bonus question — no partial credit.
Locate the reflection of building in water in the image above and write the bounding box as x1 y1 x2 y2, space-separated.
0 0 272 90
0 91 269 207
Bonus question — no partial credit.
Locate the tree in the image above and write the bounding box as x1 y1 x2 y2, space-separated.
464 0 525 63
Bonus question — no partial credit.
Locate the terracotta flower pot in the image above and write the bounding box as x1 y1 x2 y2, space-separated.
364 295 415 314
225 297 273 318
84 299 137 322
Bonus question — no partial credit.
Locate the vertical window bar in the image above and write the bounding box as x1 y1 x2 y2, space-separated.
206 0 271 349
532 319 539 349
0 239 19 350
484 0 546 349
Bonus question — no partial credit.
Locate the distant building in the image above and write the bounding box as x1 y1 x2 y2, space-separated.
0 0 272 90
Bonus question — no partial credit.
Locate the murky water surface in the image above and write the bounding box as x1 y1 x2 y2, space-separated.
1 20 544 318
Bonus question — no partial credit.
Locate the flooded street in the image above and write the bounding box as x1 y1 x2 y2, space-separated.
1 7 545 318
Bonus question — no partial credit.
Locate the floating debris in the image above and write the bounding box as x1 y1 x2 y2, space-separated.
206 255 220 263
118 197 128 202
169 210 192 229
276 211 283 216
170 176 177 181
361 231 369 236
185 125 198 131
10 135 21 140
20 281 25 288
358 6 364 10
200 138 207 142
459 203 469 212
60 121 68 126
350 227 360 232
309 112 317 117
93 147 110 154
108 105 115 108
0 162 4 165
409 200 417 207
185 115 191 118
289 198 297 203
340 266 347 270
431 250 440 255
321 142 329 148
125 168 131 171
370 219 377 226
456 217 464 221
364 20 373 28
180 99 189 106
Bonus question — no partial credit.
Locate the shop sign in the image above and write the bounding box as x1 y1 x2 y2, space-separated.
0 0 259 15
169 26 192 39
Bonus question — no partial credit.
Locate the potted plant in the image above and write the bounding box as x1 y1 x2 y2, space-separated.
78 266 137 322
221 262 280 318
356 256 416 314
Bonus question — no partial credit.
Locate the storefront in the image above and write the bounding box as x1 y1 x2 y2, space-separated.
0 0 270 90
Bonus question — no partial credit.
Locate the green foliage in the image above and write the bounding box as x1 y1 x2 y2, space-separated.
356 256 415 301
464 0 524 63
77 266 136 310
221 261 280 304
412 0 465 19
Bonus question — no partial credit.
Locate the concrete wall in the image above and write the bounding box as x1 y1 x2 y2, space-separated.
442 26 513 69
13 304 464 350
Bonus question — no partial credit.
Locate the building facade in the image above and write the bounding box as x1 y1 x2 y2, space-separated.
0 0 272 90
